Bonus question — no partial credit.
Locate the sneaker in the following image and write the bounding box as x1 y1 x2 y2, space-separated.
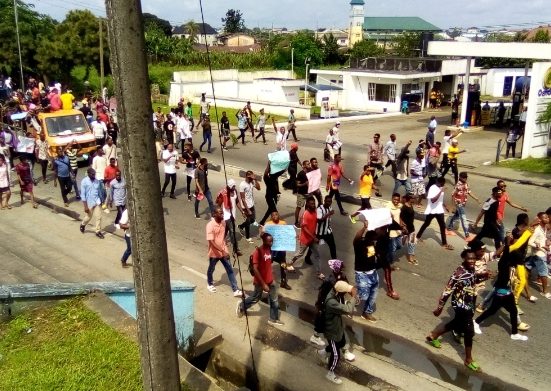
207 285 217 293
246 238 254 244
95 232 105 239
280 281 292 290
349 215 357 224
361 313 377 323
310 335 326 347
517 322 530 331
528 295 538 302
235 301 243 318
79 224 85 233
511 333 528 341
343 350 355 362
517 305 524 315
473 321 482 335
475 304 484 313
233 289 243 297
325 371 343 385
541 292 551 299
114 224 121 230
195 214 201 219
267 319 284 327
188 195 192 201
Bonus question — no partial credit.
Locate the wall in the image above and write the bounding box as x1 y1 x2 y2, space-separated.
522 61 551 158
226 35 255 46
480 68 532 97
205 97 310 119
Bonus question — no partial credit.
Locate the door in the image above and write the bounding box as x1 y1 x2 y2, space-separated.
503 76 513 96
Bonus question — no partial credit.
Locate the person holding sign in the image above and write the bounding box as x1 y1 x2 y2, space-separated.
263 211 292 290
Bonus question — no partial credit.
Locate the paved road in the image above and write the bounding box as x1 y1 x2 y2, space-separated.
1 111 549 390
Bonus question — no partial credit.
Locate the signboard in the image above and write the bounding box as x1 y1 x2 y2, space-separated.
268 150 290 174
16 137 35 153
357 208 392 230
306 168 321 193
263 224 296 252
522 62 551 159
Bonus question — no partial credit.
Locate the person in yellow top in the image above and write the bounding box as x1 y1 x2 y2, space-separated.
60 89 75 110
358 165 377 210
442 138 466 184
262 211 291 290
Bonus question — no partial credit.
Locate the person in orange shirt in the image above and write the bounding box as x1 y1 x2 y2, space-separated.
326 154 352 216
103 158 118 210
206 207 242 296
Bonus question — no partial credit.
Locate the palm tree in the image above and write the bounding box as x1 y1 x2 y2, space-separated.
185 20 199 44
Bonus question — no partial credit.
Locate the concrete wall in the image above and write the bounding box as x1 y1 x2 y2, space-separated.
226 35 255 46
480 68 532 97
205 97 310 119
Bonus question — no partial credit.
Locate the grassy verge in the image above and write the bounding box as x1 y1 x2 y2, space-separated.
499 157 551 174
0 298 143 391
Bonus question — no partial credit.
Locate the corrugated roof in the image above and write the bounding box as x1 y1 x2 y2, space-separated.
363 17 441 32
350 0 365 5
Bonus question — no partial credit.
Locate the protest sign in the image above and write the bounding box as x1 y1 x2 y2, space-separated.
306 168 321 193
268 150 290 174
358 208 392 230
263 224 296 252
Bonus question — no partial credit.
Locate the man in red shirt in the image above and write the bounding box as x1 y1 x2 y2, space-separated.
206 207 242 296
48 88 62 111
326 154 352 216
103 158 118 210
287 196 325 279
495 179 528 243
236 232 283 326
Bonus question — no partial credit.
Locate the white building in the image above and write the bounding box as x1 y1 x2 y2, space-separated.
480 68 532 97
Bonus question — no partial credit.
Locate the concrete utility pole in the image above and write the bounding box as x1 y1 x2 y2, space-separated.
104 1 180 390
99 18 104 95
460 56 471 125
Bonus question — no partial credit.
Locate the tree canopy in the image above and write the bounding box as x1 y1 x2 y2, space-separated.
143 13 172 36
222 9 245 34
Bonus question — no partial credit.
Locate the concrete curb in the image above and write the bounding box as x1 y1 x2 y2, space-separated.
467 170 551 188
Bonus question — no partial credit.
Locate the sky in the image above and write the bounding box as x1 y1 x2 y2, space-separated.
33 0 551 31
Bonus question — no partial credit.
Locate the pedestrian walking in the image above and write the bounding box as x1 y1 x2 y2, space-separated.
206 206 242 295
238 171 261 243
236 232 283 326
400 194 417 265
79 167 105 238
15 155 37 208
34 133 50 184
315 195 338 260
195 158 215 219
118 207 132 268
326 154 352 216
288 196 322 278
367 134 384 197
446 172 480 240
472 187 504 249
110 170 126 225
410 150 426 208
52 147 73 207
215 179 243 257
199 114 212 153
440 139 465 184
263 211 291 290
393 141 412 195
294 160 310 227
254 108 269 144
236 109 248 145
160 143 179 199
0 153 12 209
505 126 521 159
384 134 397 178
274 118 288 151
220 111 231 150
416 177 453 250
353 221 379 322
64 141 81 198
286 109 299 141
259 161 285 226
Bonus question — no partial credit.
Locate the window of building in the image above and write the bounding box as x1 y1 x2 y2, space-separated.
368 83 397 102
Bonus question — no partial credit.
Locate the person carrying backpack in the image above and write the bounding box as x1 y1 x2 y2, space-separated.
317 280 357 385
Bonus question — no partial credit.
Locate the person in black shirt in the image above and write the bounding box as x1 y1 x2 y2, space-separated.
259 161 285 226
353 221 379 322
294 160 310 228
400 194 417 265
282 144 300 192
199 115 212 153
182 142 200 201
473 187 503 248
163 117 175 146
220 111 230 150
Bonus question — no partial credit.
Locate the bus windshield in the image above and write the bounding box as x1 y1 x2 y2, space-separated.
44 114 90 136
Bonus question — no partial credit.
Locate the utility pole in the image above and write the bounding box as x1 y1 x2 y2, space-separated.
104 1 180 390
99 18 104 96
13 0 24 91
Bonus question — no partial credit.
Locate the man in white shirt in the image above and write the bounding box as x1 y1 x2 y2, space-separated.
102 137 117 162
428 115 438 136
118 207 132 268
92 118 107 147
384 134 397 177
160 143 180 198
237 171 261 243
92 148 108 182
416 177 452 249
177 113 192 146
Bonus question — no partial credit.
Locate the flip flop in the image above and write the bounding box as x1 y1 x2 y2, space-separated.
408 259 419 266
426 336 441 348
465 361 481 372
442 244 454 250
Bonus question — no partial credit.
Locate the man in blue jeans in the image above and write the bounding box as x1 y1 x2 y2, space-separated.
206 207 242 296
236 233 283 326
353 221 379 322
446 172 480 241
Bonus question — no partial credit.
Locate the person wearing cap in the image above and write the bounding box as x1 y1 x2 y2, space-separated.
427 249 490 372
446 172 480 240
216 179 243 257
254 108 269 145
79 167 105 238
317 279 356 384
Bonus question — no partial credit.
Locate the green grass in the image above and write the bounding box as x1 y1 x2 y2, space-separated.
0 298 143 391
499 157 551 174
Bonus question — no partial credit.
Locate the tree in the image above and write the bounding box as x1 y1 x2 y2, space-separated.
349 39 381 61
447 28 462 39
532 29 550 43
0 0 55 80
391 32 422 57
322 33 341 64
36 10 106 83
185 20 199 43
222 9 245 34
144 24 173 62
143 13 172 36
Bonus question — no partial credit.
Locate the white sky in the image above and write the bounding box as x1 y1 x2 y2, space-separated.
33 0 551 31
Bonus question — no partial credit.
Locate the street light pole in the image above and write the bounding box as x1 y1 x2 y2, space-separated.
99 18 104 96
304 57 310 106
291 47 294 77
13 0 25 91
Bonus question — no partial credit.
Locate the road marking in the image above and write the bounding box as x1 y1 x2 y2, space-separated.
181 265 207 280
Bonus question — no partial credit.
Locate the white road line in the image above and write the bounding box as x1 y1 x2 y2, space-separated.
181 265 207 280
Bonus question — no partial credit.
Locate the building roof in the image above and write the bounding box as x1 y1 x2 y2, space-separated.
363 17 441 32
350 0 365 5
173 22 217 36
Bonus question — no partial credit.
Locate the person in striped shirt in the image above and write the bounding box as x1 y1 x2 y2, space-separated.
64 140 81 199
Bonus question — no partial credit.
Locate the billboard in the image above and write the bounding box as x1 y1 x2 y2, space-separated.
522 62 551 158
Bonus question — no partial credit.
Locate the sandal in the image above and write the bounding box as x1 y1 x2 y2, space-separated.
387 291 400 300
317 273 326 280
32 203 38 209
426 336 441 348
465 361 481 372
442 244 454 250
528 295 538 303
286 265 296 272
408 259 419 266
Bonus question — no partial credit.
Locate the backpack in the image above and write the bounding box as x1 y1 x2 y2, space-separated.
313 279 334 334
248 247 261 277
